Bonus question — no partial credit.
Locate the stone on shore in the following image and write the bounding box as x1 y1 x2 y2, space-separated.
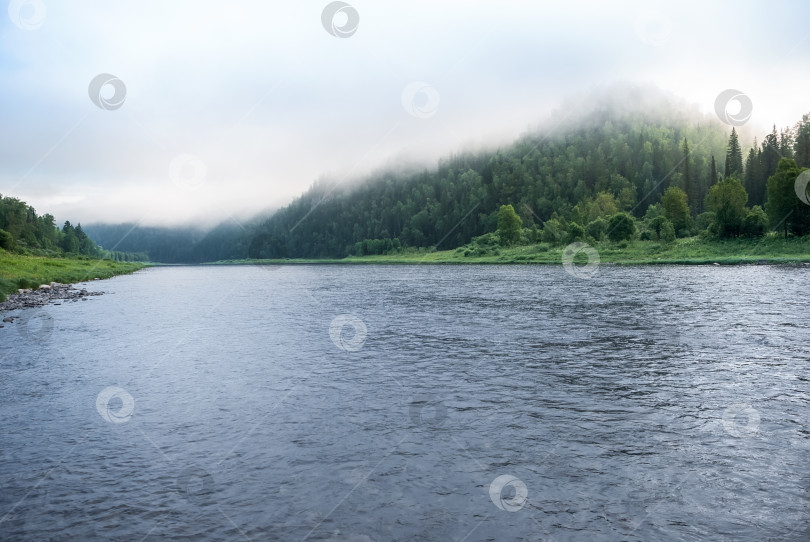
0 282 103 312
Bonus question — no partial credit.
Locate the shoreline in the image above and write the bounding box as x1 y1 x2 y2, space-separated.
207 258 810 266
0 281 103 317
207 236 810 267
0 254 148 305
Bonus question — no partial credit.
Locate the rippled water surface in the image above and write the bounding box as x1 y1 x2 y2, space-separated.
1 264 809 541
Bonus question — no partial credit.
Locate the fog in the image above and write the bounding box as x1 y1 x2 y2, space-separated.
1 0 809 227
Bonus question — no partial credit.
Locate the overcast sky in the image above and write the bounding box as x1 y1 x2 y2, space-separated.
1 0 809 227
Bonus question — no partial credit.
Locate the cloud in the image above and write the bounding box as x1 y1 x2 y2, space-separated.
1 0 809 226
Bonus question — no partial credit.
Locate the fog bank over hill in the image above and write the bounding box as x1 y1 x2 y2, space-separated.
80 83 810 263
2 0 809 226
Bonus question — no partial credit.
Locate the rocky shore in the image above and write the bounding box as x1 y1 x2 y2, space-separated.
0 281 102 321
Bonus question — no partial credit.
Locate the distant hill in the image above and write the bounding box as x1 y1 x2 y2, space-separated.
85 86 810 262
246 85 730 258
82 221 249 264
0 194 127 259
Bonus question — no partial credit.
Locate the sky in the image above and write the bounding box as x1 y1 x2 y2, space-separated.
1 0 809 227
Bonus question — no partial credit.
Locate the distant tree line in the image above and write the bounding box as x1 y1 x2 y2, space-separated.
0 195 146 261
80 94 810 262
244 103 810 259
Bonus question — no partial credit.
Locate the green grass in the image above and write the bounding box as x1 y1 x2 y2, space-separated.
0 251 149 302
214 234 810 266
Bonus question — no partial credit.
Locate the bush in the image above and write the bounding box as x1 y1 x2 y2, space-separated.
585 217 607 241
607 212 637 242
660 220 676 243
741 206 768 238
540 218 566 245
567 222 585 242
0 229 13 250
695 212 715 232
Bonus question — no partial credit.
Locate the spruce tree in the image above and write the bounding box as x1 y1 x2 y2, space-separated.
794 114 810 168
724 128 744 179
681 138 697 215
744 146 760 205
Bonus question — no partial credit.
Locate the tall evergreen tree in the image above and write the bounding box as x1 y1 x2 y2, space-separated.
744 145 761 205
761 126 781 173
794 113 810 168
724 128 744 179
681 138 697 215
780 127 795 159
710 155 718 185
765 158 810 237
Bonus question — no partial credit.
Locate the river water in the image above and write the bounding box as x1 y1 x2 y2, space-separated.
0 264 808 541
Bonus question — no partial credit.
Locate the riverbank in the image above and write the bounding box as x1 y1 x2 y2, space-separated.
0 252 148 303
213 235 810 266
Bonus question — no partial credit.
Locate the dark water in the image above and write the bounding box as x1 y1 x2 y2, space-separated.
0 264 808 541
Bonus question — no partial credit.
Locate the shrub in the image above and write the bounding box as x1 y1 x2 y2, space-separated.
0 229 13 250
585 217 607 241
659 220 676 243
695 212 715 232
741 206 768 238
567 222 585 242
607 212 637 242
540 218 566 245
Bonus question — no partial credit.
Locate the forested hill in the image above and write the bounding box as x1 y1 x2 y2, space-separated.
0 194 143 260
85 87 810 262
248 90 734 259
82 222 248 264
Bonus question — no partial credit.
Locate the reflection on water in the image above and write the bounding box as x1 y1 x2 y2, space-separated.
0 264 808 541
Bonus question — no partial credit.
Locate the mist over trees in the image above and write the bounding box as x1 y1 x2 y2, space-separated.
0 195 146 261
82 222 248 264
80 89 810 262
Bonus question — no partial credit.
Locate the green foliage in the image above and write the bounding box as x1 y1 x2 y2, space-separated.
741 206 768 238
795 114 810 168
661 186 691 235
567 222 585 242
585 217 607 241
541 217 567 245
0 229 13 250
350 238 401 256
571 192 619 225
57 102 810 262
660 220 676 243
705 177 748 238
695 211 715 232
645 216 676 243
0 254 146 301
496 204 522 245
643 203 664 220
238 94 731 259
765 158 810 237
725 127 744 180
0 195 108 257
607 212 636 242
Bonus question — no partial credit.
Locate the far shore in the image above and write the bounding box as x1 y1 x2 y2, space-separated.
205 236 810 267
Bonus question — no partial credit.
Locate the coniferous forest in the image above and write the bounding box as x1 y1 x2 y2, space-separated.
83 89 810 263
0 195 145 262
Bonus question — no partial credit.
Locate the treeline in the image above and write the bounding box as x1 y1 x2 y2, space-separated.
247 92 809 259
488 151 808 252
80 89 810 262
0 194 146 261
82 222 248 264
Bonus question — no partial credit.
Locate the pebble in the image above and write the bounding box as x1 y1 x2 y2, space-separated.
0 282 102 312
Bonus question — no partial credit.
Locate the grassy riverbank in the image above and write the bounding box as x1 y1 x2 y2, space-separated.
0 252 148 301
214 235 810 266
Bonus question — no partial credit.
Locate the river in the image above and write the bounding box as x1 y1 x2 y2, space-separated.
0 264 808 541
